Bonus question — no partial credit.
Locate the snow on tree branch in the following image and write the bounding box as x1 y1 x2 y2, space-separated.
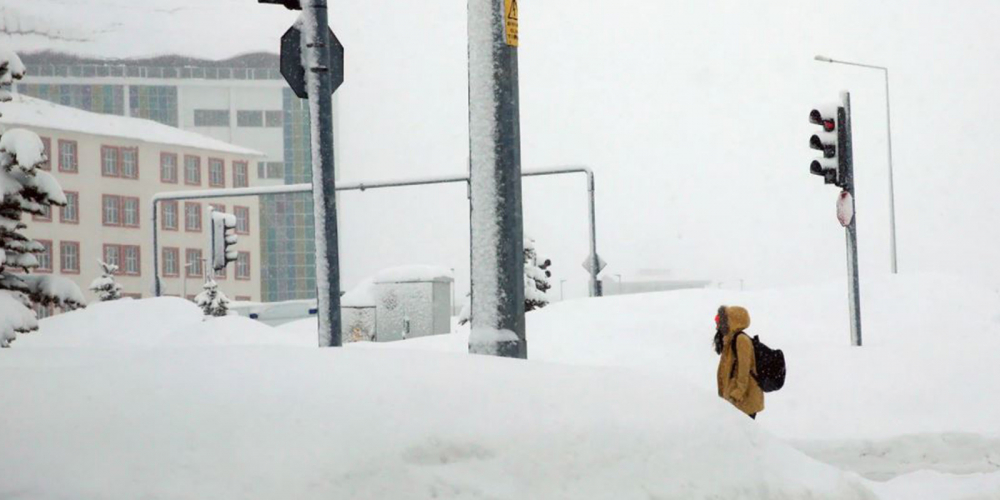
0 46 84 347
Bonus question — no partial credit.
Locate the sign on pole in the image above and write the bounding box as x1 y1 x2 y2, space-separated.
837 190 854 227
581 254 607 275
280 25 344 99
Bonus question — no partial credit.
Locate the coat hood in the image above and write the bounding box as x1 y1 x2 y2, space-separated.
723 306 751 334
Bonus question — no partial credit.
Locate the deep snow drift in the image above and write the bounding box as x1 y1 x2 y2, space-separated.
2 274 999 499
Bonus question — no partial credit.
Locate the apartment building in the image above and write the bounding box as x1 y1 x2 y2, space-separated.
1 2 334 301
1 95 264 309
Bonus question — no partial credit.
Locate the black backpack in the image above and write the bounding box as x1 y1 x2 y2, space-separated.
730 332 786 393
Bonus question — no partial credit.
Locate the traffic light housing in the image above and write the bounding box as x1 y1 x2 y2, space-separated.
210 210 239 272
258 0 301 9
809 107 842 187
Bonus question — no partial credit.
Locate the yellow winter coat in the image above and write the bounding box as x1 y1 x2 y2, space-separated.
716 306 765 416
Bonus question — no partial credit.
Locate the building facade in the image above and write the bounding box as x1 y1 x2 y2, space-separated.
7 52 332 302
1 96 264 307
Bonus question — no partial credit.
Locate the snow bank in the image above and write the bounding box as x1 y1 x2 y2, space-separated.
19 297 296 349
0 347 876 499
381 273 1000 442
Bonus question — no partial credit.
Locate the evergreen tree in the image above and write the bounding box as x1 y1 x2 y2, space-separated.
89 260 123 302
524 236 552 312
0 48 85 347
195 277 230 317
458 237 555 325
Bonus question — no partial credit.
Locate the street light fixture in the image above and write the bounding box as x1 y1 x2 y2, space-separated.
814 54 898 274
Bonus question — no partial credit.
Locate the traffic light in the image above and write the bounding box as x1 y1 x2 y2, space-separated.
258 0 301 10
809 107 841 186
210 210 239 272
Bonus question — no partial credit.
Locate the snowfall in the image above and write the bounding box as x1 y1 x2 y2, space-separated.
2 274 999 499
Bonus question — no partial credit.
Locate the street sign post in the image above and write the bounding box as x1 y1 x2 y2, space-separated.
263 0 344 347
280 25 344 99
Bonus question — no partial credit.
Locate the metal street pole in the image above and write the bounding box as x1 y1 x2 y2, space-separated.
815 55 898 274
560 279 566 301
841 91 863 346
467 0 526 358
301 0 342 347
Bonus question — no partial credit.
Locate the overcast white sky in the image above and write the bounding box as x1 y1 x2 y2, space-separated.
328 0 1000 300
6 0 1000 301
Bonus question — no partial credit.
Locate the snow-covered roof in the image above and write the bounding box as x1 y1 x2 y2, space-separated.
0 1 298 61
0 95 263 157
373 265 454 285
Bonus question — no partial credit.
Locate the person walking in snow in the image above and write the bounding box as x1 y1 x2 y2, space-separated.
714 305 764 419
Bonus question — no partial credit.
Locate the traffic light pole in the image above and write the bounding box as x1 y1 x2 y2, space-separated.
300 0 342 347
841 92 863 347
467 0 526 358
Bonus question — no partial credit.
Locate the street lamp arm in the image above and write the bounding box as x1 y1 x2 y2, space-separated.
814 55 887 71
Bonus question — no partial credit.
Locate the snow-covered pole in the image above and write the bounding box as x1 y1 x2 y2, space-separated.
301 0 342 347
841 92 863 346
467 0 526 358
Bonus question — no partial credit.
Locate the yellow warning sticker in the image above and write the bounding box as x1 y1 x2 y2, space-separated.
504 0 518 47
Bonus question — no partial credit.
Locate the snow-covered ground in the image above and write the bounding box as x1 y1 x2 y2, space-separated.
3 274 1000 499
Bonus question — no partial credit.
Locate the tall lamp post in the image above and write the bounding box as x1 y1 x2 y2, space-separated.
814 55 898 274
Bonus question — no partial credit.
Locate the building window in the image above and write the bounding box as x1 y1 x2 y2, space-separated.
194 109 230 127
237 110 264 127
184 202 202 232
39 137 51 170
102 195 121 226
103 244 121 272
123 245 140 276
184 155 201 185
163 247 180 277
33 204 52 222
208 158 225 187
235 295 252 302
234 206 250 235
36 240 53 273
129 85 179 127
101 146 120 177
60 241 80 274
122 197 140 228
233 161 249 188
209 203 226 215
236 251 250 280
257 161 284 180
122 147 139 179
58 140 78 173
186 249 204 277
264 110 283 128
162 201 178 230
60 191 79 223
161 153 178 183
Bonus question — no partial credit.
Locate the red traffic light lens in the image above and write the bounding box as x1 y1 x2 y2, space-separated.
823 119 835 132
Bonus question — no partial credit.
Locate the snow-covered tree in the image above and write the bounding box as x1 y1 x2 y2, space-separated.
0 48 85 347
457 237 554 325
524 236 552 312
195 277 230 317
89 260 122 302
